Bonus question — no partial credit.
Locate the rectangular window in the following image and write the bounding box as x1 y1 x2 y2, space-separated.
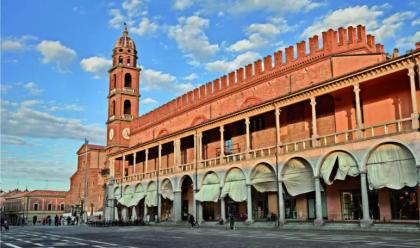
48 204 52 211
60 204 65 211
34 203 38 211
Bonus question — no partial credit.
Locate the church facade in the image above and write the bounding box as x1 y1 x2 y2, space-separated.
102 25 420 227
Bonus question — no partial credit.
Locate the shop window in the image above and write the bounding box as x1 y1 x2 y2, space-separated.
340 191 362 220
390 187 419 220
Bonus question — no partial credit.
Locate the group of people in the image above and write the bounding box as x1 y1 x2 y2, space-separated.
187 213 237 230
33 215 80 226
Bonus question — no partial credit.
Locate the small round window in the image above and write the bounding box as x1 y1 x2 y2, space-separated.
128 49 131 53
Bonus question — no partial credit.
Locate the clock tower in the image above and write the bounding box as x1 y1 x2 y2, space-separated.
106 25 140 154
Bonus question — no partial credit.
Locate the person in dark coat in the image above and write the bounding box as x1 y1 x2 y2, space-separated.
229 213 235 230
33 216 37 225
188 214 195 228
54 215 59 226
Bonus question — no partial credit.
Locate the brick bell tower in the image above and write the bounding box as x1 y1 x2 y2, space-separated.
106 25 140 154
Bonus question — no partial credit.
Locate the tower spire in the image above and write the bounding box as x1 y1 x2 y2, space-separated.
123 22 128 36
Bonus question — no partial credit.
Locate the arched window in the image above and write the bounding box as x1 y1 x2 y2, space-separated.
124 73 132 88
111 100 116 116
127 56 131 65
113 74 117 89
124 100 131 115
118 56 123 64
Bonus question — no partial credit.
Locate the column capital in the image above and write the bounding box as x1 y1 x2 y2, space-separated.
145 148 149 154
310 97 316 106
275 107 281 116
313 175 320 180
219 125 224 132
408 67 415 77
245 117 250 125
196 132 203 138
353 83 360 93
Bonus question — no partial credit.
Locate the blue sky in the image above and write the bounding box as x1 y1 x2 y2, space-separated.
1 0 419 191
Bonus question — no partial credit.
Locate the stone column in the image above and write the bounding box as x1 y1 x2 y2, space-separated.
143 202 148 221
174 139 180 166
133 152 137 174
246 184 253 223
197 133 203 161
310 97 318 147
145 149 149 173
173 190 182 222
278 180 285 225
314 176 324 226
132 206 137 222
115 206 119 221
157 193 162 222
417 164 420 226
220 196 226 222
110 158 115 177
122 207 127 222
353 83 364 139
245 117 251 152
360 171 372 227
275 108 281 148
408 67 419 129
197 202 203 223
219 126 224 158
122 155 126 177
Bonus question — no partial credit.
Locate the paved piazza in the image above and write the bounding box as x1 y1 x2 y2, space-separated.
1 225 420 248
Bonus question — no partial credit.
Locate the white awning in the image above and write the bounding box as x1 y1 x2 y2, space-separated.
320 152 359 185
251 164 277 192
196 172 220 202
118 186 135 207
129 184 145 206
161 180 174 201
367 143 417 190
221 168 247 202
145 182 158 207
282 159 315 196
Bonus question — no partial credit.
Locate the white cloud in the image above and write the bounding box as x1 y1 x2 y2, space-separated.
142 68 194 94
21 82 43 96
109 8 124 29
47 103 84 112
396 31 420 50
72 6 86 15
412 18 420 26
131 18 158 36
183 73 198 81
36 40 77 72
1 157 74 186
1 135 31 146
122 0 142 17
228 17 293 52
173 0 194 10
201 0 323 14
373 11 416 40
1 35 37 52
80 56 112 79
205 51 260 73
0 99 105 143
302 5 415 41
228 33 267 52
1 84 12 94
141 97 158 105
168 15 219 63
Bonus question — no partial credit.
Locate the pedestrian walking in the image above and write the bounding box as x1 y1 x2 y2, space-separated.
228 213 235 230
54 215 59 226
188 214 195 228
33 216 37 225
4 220 9 231
48 216 52 226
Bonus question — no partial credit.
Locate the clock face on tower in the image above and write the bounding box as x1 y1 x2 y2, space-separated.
122 128 130 139
109 128 114 141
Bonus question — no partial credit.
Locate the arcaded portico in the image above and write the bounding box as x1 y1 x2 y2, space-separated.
103 25 420 228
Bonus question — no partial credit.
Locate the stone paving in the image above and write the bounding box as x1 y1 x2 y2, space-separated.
1 225 420 248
